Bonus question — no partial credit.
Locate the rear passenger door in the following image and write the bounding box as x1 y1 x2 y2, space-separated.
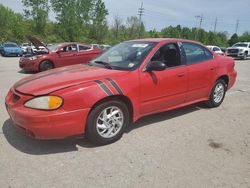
182 42 215 102
77 45 97 64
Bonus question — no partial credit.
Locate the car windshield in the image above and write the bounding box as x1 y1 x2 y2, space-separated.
4 43 18 48
22 43 29 47
47 44 59 52
90 41 157 71
233 43 248 47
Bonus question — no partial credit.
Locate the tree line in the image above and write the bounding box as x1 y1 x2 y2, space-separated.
0 1 250 47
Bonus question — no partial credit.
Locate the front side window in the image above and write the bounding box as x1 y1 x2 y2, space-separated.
60 45 77 52
182 42 213 65
151 43 182 68
90 41 157 71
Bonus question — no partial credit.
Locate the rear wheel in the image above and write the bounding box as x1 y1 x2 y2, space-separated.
86 100 129 145
205 79 226 108
39 60 54 72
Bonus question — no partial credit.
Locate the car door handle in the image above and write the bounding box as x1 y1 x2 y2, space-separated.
177 73 185 77
210 67 215 71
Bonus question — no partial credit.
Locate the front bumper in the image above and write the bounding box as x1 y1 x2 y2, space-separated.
226 52 245 58
19 58 39 71
5 89 90 139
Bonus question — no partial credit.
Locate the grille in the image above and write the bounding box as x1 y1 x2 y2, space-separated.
228 49 239 53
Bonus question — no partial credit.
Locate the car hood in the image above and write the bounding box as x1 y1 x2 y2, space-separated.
27 36 49 51
227 47 245 50
14 64 129 96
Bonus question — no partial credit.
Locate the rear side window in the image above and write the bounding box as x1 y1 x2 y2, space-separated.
79 45 92 51
182 42 213 65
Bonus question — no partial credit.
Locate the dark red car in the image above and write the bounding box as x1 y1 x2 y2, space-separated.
19 37 102 72
6 38 237 145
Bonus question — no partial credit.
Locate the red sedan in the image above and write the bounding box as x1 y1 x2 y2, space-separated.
19 37 102 72
6 38 237 145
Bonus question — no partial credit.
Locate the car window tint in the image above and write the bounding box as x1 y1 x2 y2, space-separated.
151 43 182 68
183 42 213 65
79 45 91 51
213 47 220 52
61 45 77 52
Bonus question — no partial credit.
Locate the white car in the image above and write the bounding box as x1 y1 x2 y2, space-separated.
20 43 30 53
207 45 224 55
226 42 250 60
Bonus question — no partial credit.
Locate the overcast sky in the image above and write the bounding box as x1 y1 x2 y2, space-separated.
1 0 249 36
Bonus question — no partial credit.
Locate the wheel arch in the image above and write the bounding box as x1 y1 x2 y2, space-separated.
39 59 55 71
216 74 229 88
88 95 134 125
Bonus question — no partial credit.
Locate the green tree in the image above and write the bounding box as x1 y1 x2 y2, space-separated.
0 4 26 42
22 0 49 35
228 33 239 46
89 0 109 43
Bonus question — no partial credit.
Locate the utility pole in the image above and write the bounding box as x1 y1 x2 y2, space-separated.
138 2 144 38
199 14 203 29
235 19 239 34
213 17 218 33
195 14 203 40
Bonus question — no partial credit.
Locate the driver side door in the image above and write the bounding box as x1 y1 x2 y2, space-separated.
56 44 78 67
139 42 187 115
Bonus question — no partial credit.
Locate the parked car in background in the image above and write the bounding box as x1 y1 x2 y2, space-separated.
226 42 250 60
0 42 22 57
6 38 237 145
19 36 103 72
207 45 224 55
20 43 30 54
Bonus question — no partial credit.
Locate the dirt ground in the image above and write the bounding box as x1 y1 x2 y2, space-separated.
0 56 249 188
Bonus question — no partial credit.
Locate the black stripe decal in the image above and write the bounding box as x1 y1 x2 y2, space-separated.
106 78 123 95
14 66 79 89
95 80 113 96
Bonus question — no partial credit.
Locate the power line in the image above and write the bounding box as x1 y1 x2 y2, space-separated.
138 2 145 38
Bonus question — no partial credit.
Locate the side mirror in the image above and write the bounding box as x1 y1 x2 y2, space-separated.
145 61 166 72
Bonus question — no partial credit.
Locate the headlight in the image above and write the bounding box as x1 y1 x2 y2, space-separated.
24 96 63 110
239 49 244 52
28 56 38 60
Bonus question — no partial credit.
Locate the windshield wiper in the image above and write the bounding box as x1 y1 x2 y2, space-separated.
94 61 113 69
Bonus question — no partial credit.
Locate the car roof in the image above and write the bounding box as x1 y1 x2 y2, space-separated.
129 38 203 45
58 42 89 46
4 42 18 45
235 42 250 44
207 45 220 48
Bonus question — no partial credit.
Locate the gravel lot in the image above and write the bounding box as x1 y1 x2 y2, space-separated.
0 56 249 188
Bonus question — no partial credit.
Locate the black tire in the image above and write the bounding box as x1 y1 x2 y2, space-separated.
39 60 54 72
205 79 226 108
86 100 129 145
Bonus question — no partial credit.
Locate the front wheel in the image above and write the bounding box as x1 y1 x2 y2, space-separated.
39 60 54 72
86 100 129 145
205 79 226 108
